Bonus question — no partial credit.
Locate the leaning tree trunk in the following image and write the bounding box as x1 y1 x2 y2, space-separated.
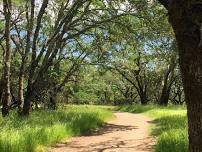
159 71 175 106
159 54 177 106
159 72 170 106
2 0 12 117
159 0 202 151
159 85 170 106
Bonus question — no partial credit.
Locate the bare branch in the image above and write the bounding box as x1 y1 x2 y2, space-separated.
32 0 49 61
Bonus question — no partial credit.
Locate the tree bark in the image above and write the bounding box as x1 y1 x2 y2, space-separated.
159 84 170 106
0 75 4 103
159 0 202 151
159 66 176 106
21 0 35 115
48 89 57 110
18 62 25 112
136 76 148 105
2 0 12 117
139 90 148 105
22 84 34 115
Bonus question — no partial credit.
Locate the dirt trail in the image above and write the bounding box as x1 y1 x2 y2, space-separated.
48 112 155 152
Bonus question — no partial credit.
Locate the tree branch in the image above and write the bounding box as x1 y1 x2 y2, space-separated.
158 0 169 9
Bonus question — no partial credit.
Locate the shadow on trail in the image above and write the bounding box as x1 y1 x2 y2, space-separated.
85 123 138 136
49 112 155 152
55 137 154 152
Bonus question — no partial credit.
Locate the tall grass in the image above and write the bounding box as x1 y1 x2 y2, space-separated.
117 105 188 152
0 105 112 152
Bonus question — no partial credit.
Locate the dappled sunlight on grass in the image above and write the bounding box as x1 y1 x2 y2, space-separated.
0 105 112 152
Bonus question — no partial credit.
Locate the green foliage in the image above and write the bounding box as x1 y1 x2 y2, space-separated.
117 105 188 152
74 92 98 104
0 105 112 152
0 0 182 107
0 1 188 150
0 22 4 32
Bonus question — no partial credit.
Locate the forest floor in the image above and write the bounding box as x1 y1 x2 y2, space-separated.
48 112 155 152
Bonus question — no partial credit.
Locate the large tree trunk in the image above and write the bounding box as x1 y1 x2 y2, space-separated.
178 31 202 152
176 28 202 151
159 0 202 151
2 0 12 117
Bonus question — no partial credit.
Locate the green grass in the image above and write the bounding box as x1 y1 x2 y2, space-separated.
117 105 188 152
0 105 113 152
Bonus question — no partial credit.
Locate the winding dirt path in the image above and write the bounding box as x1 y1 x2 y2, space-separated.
48 112 155 152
